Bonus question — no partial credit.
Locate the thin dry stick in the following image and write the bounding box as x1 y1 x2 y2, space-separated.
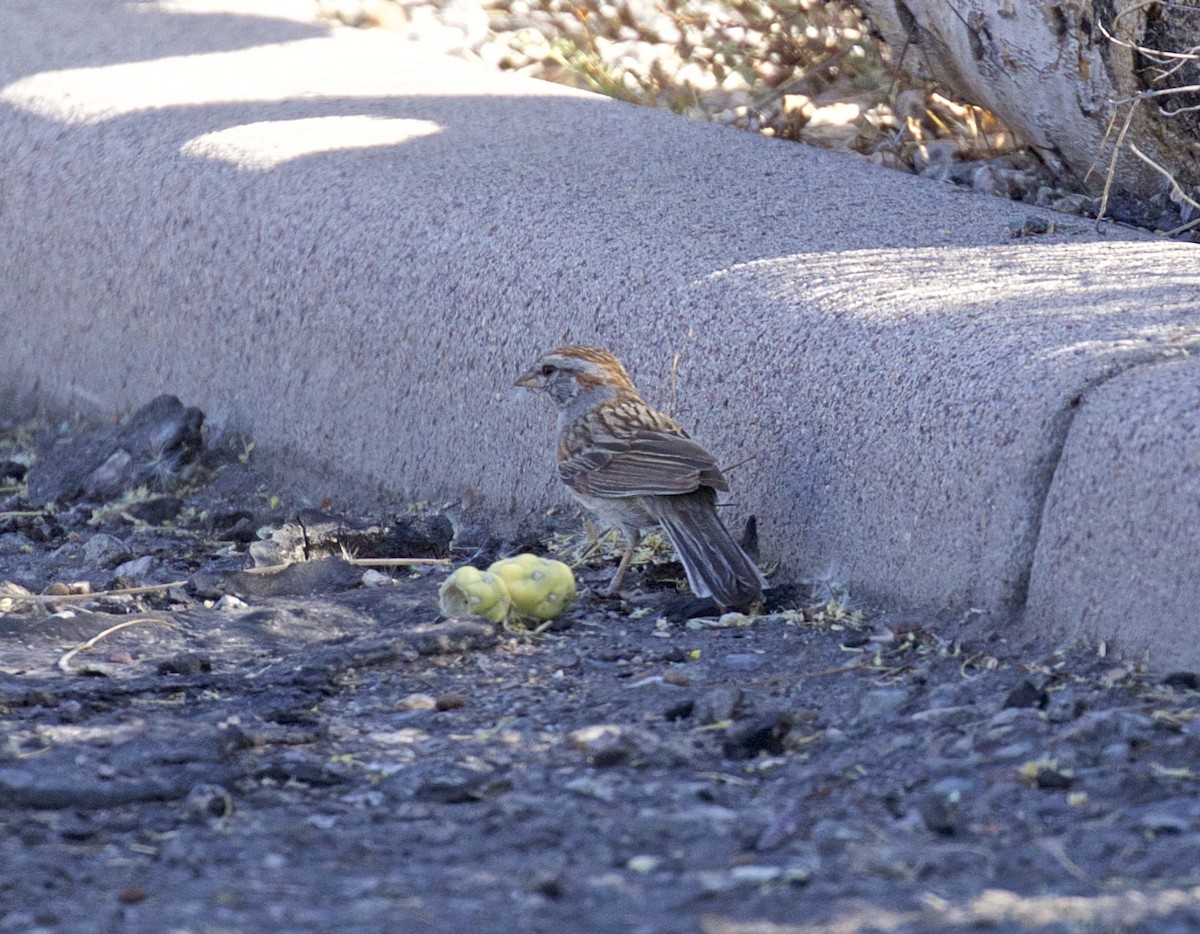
9 580 190 605
1095 98 1140 228
1098 10 1185 59
668 350 681 418
1113 84 1200 104
719 453 759 476
0 510 45 519
244 557 450 575
57 617 177 672
793 661 864 682
346 557 452 567
1128 143 1200 234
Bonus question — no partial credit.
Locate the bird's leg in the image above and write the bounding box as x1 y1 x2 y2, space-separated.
575 518 608 566
606 529 640 595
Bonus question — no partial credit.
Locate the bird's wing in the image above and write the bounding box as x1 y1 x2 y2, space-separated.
560 428 729 498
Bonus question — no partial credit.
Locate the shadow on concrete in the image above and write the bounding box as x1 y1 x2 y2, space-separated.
0 4 328 75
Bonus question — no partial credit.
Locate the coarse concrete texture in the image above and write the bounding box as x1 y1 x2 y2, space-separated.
678 245 1200 631
1026 356 1200 663
2 1 1199 662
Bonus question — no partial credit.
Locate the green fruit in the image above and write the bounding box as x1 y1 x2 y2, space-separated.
488 554 576 621
438 565 511 623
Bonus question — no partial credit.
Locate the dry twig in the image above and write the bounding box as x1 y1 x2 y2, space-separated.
8 580 189 605
1129 143 1200 234
346 557 451 567
244 557 449 575
57 617 178 672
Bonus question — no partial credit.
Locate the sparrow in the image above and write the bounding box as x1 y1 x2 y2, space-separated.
516 345 765 608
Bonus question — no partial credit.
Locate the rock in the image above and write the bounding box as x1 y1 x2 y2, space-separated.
127 496 183 525
26 395 204 505
82 533 131 568
222 557 363 598
0 734 21 761
1137 811 1190 835
930 776 974 798
910 705 976 726
728 864 783 884
1043 685 1088 723
157 653 213 676
924 683 970 709
988 707 1031 730
185 783 233 822
723 712 792 760
112 555 155 581
918 793 959 835
626 855 662 874
694 687 742 724
569 725 640 767
413 767 512 803
0 531 34 556
564 775 618 803
811 818 864 854
721 652 765 672
361 569 391 587
1003 680 1048 709
756 798 809 852
989 741 1037 762
248 540 290 568
1099 741 1133 764
209 510 258 544
855 688 909 723
404 617 498 656
1031 764 1074 791
0 459 27 482
1163 672 1200 692
1059 708 1153 747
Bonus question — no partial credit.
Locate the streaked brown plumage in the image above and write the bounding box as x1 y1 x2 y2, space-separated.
515 345 764 608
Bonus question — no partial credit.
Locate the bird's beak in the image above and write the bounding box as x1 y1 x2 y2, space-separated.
514 369 540 390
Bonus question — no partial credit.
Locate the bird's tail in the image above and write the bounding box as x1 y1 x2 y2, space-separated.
645 489 766 608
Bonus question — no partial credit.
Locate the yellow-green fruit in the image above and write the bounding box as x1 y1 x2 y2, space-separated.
439 566 511 623
488 554 576 621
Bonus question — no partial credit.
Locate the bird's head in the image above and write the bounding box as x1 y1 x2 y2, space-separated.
515 345 638 409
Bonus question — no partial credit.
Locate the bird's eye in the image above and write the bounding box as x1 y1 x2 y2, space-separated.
540 364 556 377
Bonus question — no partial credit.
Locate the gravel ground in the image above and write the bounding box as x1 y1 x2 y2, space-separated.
4 400 1200 932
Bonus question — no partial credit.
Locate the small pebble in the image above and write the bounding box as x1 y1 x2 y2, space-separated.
82 533 130 567
113 554 155 580
855 688 909 722
694 687 742 724
399 693 437 710
722 652 765 672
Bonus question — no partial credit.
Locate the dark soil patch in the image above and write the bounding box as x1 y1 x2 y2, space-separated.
3 400 1200 933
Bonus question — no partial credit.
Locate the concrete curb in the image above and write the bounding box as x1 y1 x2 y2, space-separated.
1027 355 1200 663
3 1 1199 664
